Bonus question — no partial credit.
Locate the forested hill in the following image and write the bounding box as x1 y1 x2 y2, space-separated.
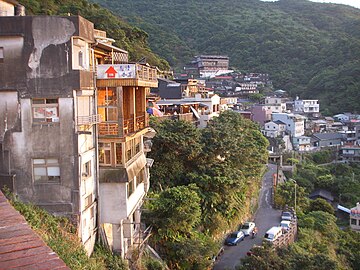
17 0 170 70
93 0 360 114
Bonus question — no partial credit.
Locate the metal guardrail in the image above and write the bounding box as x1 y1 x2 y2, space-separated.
77 114 102 126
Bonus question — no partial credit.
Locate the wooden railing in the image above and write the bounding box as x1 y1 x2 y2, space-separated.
99 123 119 136
136 64 157 82
99 114 147 137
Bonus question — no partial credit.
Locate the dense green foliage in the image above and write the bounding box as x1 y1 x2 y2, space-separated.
240 157 360 270
240 211 360 270
293 160 360 208
94 0 360 114
18 0 169 70
6 192 127 270
145 111 268 269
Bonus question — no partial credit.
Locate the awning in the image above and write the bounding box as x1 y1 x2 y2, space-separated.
190 106 200 119
99 154 147 183
126 154 147 180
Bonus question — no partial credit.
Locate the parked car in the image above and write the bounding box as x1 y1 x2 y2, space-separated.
281 211 292 221
280 220 291 232
240 222 256 236
263 226 282 243
225 231 245 246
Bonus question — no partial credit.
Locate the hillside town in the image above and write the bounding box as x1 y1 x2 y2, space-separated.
0 0 359 269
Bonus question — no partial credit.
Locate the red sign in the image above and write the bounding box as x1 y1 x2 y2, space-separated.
105 66 117 78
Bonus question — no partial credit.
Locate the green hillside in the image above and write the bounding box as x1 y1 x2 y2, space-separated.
18 0 170 70
93 0 360 114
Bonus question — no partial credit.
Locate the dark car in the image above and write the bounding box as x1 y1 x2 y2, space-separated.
281 211 292 221
225 231 245 246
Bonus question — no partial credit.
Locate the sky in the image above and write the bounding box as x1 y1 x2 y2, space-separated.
261 0 360 9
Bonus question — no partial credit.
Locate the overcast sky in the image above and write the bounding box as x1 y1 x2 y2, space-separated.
261 0 360 9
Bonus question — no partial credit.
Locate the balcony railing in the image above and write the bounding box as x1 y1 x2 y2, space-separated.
77 114 102 126
99 114 148 137
99 123 119 136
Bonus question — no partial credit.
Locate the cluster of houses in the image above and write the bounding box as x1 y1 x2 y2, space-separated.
1 0 359 262
150 74 360 163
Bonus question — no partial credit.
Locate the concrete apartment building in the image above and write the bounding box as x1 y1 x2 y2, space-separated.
272 113 305 138
0 7 98 253
294 98 320 117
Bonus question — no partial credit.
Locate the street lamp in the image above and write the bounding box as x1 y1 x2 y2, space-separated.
290 179 297 212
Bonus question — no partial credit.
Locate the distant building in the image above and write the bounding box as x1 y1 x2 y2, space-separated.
251 105 272 126
339 145 360 163
264 97 287 113
272 113 305 137
262 120 286 138
350 203 360 232
185 55 232 78
292 136 311 151
294 98 319 117
311 133 344 148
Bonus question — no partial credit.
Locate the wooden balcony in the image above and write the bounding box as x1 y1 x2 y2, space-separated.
99 114 148 137
96 63 158 88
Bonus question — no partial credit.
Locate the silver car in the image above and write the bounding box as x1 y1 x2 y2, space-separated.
240 222 256 236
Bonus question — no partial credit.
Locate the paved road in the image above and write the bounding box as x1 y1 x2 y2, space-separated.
213 164 282 270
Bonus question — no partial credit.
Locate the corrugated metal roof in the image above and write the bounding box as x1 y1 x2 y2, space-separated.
0 191 69 270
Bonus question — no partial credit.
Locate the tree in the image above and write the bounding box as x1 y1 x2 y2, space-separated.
144 185 201 240
274 181 308 211
149 119 202 189
307 198 334 215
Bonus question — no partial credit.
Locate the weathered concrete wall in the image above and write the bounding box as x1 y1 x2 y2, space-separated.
4 98 76 213
0 91 20 141
0 16 94 96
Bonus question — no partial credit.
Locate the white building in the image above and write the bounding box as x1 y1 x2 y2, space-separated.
264 97 287 113
272 113 305 137
262 120 286 138
294 98 319 116
350 203 360 232
183 94 221 128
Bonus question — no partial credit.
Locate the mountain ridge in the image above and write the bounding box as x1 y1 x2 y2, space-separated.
93 0 360 114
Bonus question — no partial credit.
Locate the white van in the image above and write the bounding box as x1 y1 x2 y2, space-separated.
264 226 282 242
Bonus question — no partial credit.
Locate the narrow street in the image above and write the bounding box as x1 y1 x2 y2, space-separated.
213 164 282 270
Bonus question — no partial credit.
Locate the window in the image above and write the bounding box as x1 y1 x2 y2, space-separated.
99 142 124 166
351 218 357 225
84 194 93 209
99 143 111 165
98 88 118 122
78 51 84 68
125 137 141 162
82 160 91 178
33 158 60 183
0 47 3 63
116 143 122 165
32 98 59 123
136 168 145 186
